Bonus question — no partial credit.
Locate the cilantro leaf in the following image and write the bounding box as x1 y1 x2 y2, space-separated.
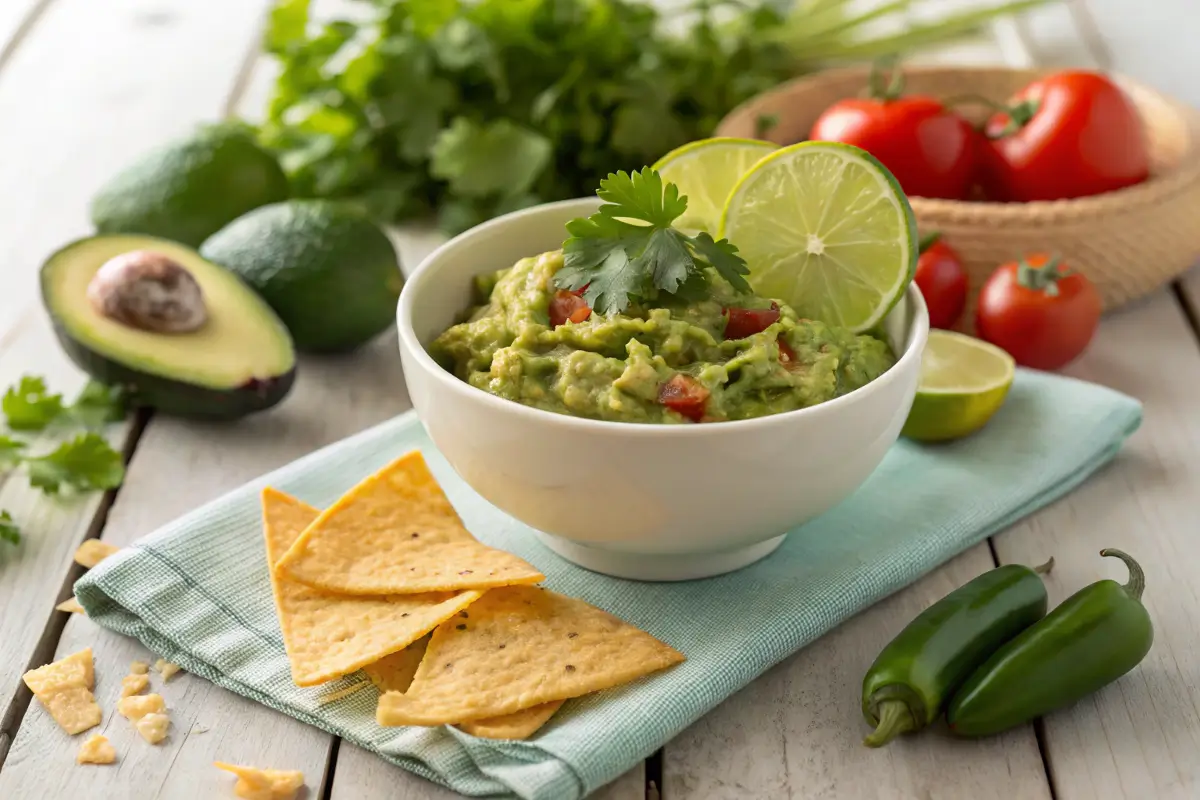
26 434 125 495
0 435 26 466
70 382 127 429
430 118 551 199
3 376 66 431
691 232 752 294
0 511 18 546
556 168 751 314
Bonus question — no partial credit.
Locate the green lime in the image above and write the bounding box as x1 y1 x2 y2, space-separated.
652 137 778 235
718 141 917 333
902 330 1016 442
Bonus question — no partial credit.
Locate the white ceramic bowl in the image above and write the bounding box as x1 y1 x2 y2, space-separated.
397 198 929 581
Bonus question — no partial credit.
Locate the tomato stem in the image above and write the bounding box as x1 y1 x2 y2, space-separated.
1016 255 1070 298
866 56 905 102
988 99 1040 139
1033 557 1055 576
918 231 941 254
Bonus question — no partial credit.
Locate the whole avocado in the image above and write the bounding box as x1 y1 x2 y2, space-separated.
91 123 290 247
200 200 404 353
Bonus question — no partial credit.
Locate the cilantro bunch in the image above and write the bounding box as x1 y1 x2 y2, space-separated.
258 0 1042 234
556 168 750 314
0 377 127 546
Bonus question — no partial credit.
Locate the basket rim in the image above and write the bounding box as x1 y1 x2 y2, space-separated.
716 64 1200 217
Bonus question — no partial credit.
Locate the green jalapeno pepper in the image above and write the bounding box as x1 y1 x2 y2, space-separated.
947 548 1153 737
861 558 1052 747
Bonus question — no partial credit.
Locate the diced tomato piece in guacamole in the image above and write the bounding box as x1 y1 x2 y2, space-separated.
549 290 591 327
657 375 709 422
724 303 780 339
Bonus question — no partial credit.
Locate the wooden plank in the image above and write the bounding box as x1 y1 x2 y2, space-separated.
989 290 1200 799
0 331 414 798
0 0 277 777
332 743 646 799
662 547 1052 799
0 0 53 71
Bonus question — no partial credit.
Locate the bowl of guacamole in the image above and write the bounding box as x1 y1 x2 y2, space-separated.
398 197 929 581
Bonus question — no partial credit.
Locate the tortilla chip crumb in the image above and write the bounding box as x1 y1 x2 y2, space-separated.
23 649 101 735
316 680 371 705
135 712 170 744
56 597 86 615
130 661 149 675
214 762 305 800
117 693 165 721
120 673 150 697
76 734 116 765
73 540 119 569
191 724 209 734
154 659 181 681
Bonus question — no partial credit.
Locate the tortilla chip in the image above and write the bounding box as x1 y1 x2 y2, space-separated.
56 597 86 614
376 586 684 726
136 712 170 744
262 488 482 686
77 734 116 765
23 649 101 735
275 452 544 595
457 701 564 740
73 540 119 569
362 636 429 692
214 762 304 800
120 673 150 697
365 632 562 739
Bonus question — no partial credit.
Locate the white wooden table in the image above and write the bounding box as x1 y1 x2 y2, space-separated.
0 2 1197 798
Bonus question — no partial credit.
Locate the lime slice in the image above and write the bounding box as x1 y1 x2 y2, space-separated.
718 141 917 333
652 138 778 235
902 330 1016 442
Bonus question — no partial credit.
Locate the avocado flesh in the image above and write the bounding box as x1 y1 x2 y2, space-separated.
42 234 296 420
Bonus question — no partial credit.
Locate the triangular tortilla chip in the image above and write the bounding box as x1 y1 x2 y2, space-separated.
457 701 564 740
362 636 430 693
376 586 684 726
362 634 562 740
275 452 544 595
262 488 482 687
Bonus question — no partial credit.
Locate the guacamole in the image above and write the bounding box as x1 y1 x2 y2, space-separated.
431 250 896 424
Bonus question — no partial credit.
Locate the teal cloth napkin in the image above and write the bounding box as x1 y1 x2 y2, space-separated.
77 369 1141 800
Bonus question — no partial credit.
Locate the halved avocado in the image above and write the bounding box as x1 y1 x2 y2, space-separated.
41 234 296 420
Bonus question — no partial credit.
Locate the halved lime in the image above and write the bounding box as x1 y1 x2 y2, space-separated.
718 141 917 333
652 137 778 235
902 330 1016 442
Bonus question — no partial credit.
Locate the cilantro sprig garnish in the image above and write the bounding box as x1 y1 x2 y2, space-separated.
3 376 65 431
26 433 126 495
554 168 751 315
0 377 128 546
0 511 19 546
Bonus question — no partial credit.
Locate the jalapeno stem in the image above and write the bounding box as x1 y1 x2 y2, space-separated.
863 699 916 748
1099 548 1145 601
1033 557 1055 575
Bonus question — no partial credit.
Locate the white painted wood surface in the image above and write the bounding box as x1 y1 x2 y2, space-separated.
0 0 274 769
1 0 1198 798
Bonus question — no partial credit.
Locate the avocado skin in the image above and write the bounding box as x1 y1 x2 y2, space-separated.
90 123 290 248
49 325 296 421
200 200 404 353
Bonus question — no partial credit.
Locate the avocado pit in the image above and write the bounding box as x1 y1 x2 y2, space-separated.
87 250 207 333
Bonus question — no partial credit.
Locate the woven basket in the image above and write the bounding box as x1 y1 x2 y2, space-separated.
715 65 1200 326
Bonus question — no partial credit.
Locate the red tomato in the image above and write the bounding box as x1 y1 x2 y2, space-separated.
980 70 1149 201
976 254 1101 370
658 374 709 422
778 339 797 365
724 303 780 339
810 81 977 199
913 233 968 329
548 290 591 327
